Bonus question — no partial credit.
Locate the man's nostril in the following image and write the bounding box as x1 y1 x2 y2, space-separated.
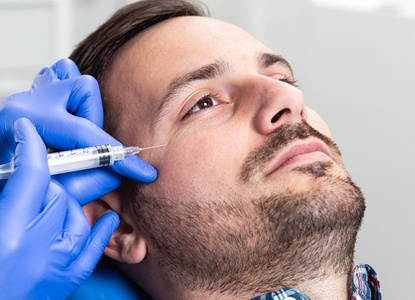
271 108 288 123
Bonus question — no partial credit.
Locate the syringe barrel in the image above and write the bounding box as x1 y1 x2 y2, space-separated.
0 145 128 180
47 144 121 175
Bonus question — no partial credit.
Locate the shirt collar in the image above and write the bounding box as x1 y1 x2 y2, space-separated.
251 264 381 300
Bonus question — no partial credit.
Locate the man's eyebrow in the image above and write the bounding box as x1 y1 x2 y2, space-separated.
154 60 231 124
258 52 294 75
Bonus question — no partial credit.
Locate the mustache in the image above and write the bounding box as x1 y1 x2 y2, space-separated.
240 121 341 182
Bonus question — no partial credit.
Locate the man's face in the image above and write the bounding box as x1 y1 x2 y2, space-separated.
106 16 364 293
108 16 341 197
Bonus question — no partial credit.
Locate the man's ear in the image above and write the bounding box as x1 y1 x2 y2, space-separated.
82 190 147 264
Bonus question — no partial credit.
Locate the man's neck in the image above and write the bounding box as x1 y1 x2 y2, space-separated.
294 273 350 300
179 272 351 300
119 255 352 300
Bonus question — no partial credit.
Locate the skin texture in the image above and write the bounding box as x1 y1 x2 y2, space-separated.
91 16 365 299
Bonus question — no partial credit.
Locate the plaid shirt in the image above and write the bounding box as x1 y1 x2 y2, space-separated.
251 264 381 300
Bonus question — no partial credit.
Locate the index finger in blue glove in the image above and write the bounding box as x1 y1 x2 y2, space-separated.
53 58 82 80
66 75 104 126
113 155 157 183
27 60 104 128
1 77 104 146
32 58 81 88
73 211 120 279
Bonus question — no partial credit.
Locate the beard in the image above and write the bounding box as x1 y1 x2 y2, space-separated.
123 121 365 296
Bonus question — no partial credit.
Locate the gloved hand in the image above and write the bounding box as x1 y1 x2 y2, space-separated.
0 118 120 299
0 58 156 204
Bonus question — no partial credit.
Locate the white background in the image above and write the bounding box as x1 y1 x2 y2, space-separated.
1 0 414 297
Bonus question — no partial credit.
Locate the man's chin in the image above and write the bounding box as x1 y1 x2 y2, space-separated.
257 171 365 241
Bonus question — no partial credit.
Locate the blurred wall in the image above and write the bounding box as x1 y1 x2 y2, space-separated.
1 0 414 297
0 0 130 99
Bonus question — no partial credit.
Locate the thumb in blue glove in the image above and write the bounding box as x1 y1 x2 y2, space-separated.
0 118 120 299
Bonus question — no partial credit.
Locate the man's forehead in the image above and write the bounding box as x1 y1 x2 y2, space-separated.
123 16 266 63
139 15 242 42
114 16 272 88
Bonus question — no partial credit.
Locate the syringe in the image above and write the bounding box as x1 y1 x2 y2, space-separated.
0 144 165 180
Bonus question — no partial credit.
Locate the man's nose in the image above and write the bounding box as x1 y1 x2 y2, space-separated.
249 78 307 135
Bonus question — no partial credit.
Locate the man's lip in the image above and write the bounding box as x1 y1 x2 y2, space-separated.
264 140 331 176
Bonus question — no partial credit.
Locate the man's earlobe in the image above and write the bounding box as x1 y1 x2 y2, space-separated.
82 191 148 264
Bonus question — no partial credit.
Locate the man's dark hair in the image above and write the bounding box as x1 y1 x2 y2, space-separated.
70 0 207 82
69 0 207 135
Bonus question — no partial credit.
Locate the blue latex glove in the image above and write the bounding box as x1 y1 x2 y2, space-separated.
0 58 156 204
0 118 120 299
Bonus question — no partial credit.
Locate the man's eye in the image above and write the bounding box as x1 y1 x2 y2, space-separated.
278 76 298 87
269 72 298 87
184 93 220 118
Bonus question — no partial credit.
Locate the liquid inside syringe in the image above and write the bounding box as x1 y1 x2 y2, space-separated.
0 144 165 180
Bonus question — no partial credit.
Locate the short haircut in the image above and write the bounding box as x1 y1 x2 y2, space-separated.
69 0 208 135
70 0 207 81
